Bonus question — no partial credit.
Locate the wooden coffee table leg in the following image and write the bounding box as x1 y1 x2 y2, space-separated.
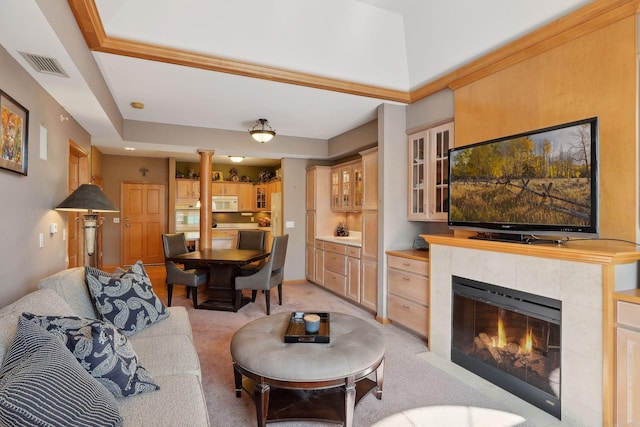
254 381 270 427
344 376 356 427
375 357 384 399
233 363 242 398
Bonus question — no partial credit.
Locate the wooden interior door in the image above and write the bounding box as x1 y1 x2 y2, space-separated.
67 142 89 267
122 182 166 266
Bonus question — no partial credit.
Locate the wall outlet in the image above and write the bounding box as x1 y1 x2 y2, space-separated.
113 217 120 223
285 221 295 229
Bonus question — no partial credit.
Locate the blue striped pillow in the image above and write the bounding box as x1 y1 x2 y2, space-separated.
0 318 123 427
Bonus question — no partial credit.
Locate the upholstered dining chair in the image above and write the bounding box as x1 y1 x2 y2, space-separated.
237 229 267 276
161 233 210 308
235 234 289 315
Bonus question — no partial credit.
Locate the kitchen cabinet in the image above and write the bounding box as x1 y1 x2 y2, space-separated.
408 121 453 221
346 246 361 303
176 178 200 205
305 166 341 284
211 229 238 249
360 211 378 311
237 183 253 211
386 251 429 337
331 160 360 212
211 182 238 196
323 242 348 296
616 300 640 426
360 147 377 210
254 184 268 211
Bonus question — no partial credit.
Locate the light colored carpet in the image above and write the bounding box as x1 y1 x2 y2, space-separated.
157 280 533 426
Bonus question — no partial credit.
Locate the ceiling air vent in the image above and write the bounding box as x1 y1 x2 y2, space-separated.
18 52 68 78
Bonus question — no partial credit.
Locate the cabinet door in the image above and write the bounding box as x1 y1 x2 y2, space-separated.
211 182 225 196
305 245 315 281
314 245 324 285
617 326 640 426
362 211 378 260
237 184 253 211
306 169 316 210
305 211 316 245
353 163 363 211
407 131 427 219
254 184 267 210
176 179 193 199
346 256 360 302
330 168 341 210
361 149 377 210
428 123 452 221
340 165 352 211
360 259 377 311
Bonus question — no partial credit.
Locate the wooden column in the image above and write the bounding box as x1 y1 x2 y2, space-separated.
198 150 214 250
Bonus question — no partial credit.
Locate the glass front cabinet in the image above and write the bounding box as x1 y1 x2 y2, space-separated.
408 122 453 221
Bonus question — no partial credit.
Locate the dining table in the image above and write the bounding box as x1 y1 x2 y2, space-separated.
166 248 270 311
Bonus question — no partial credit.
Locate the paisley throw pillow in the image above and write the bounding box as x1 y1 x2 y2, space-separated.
22 313 159 397
85 261 170 337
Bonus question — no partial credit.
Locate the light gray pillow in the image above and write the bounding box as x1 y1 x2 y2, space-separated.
0 318 123 427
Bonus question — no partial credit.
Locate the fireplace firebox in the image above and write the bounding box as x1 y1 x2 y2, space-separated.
451 276 562 419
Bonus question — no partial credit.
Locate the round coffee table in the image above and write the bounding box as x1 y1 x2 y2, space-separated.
231 312 385 427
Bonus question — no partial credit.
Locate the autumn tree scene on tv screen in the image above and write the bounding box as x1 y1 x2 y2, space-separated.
449 122 593 227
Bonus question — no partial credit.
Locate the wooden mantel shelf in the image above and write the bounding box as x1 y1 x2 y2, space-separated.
421 234 640 266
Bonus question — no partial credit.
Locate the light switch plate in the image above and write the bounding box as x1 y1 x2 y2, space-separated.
285 221 295 228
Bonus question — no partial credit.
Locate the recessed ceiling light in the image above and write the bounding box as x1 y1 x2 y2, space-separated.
124 147 136 151
130 102 144 109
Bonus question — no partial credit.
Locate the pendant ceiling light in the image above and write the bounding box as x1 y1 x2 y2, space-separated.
249 118 276 143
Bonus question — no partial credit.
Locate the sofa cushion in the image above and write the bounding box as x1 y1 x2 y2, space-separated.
0 288 77 366
131 306 192 340
37 266 99 319
0 318 123 427
86 261 170 337
128 334 201 378
22 313 159 397
117 374 209 427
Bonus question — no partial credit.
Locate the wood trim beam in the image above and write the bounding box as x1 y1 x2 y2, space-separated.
68 0 640 104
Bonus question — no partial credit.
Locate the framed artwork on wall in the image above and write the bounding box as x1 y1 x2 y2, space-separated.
212 170 223 181
0 90 29 175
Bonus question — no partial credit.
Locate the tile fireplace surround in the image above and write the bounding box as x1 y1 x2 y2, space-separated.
422 234 640 427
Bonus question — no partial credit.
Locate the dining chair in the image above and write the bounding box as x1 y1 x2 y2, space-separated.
237 229 267 276
161 233 210 308
235 234 289 315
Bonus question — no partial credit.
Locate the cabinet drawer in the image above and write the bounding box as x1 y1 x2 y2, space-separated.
388 255 428 276
388 269 429 305
325 252 346 274
346 246 361 258
315 239 324 249
618 301 640 330
388 294 429 337
324 271 346 295
324 242 347 254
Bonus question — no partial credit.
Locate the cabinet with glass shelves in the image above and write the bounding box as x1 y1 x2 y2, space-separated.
408 122 453 221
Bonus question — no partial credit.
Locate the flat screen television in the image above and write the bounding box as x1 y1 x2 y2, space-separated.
448 117 598 243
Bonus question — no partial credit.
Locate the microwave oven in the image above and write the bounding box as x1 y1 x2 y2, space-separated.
212 195 239 212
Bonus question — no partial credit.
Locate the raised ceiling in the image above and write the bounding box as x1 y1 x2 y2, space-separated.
0 0 591 164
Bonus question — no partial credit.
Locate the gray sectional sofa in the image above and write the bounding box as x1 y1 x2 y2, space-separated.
0 266 210 426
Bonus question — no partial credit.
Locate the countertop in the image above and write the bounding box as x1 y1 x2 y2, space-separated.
316 232 362 247
385 249 429 261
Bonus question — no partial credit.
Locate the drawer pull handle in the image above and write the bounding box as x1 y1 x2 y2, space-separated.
402 305 410 309
402 277 410 281
402 262 411 266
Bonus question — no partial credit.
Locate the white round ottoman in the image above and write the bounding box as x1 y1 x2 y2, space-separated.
231 312 385 427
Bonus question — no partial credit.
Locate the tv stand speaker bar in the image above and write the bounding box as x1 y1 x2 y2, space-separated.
470 233 559 245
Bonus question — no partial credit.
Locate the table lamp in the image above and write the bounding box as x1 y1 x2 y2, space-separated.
55 184 119 264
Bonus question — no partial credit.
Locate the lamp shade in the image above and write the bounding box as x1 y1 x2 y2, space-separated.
55 184 119 212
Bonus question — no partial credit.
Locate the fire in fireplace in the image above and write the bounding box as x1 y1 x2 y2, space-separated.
451 276 562 419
